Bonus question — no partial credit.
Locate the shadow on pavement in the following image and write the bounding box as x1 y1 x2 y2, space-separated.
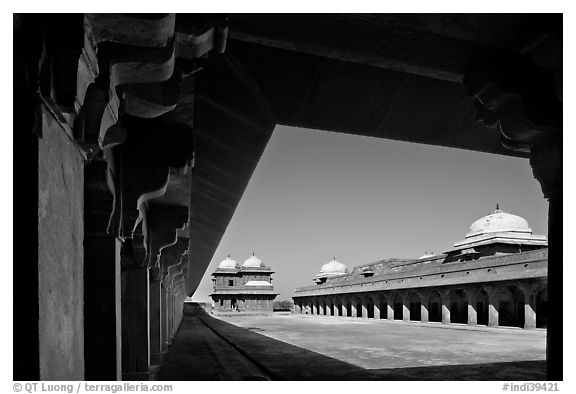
156 303 545 381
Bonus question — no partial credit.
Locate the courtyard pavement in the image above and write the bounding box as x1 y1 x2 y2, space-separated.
217 312 546 379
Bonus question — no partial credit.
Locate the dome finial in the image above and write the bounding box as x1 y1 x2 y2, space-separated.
496 202 500 210
252 252 255 256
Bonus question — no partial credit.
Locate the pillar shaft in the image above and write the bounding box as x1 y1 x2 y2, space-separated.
149 278 162 366
420 302 429 323
121 268 150 380
160 283 168 352
488 302 499 327
84 236 122 381
442 302 450 324
547 191 562 378
386 302 394 321
467 301 478 326
402 301 410 321
374 304 381 319
362 303 369 319
525 294 537 329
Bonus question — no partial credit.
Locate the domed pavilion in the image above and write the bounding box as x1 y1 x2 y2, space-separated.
210 253 278 314
293 206 548 330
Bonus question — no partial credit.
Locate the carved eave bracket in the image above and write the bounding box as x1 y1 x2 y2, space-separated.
464 46 562 200
159 238 189 282
105 115 194 239
72 13 229 159
148 204 189 274
465 56 561 147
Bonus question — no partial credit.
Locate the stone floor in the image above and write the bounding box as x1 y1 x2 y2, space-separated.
156 304 546 380
219 313 547 380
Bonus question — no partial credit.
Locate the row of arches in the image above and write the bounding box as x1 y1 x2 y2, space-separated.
293 281 547 329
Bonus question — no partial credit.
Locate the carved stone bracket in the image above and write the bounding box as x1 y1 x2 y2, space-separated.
464 56 561 148
105 115 194 239
148 204 189 271
159 238 189 283
73 13 229 158
530 134 562 200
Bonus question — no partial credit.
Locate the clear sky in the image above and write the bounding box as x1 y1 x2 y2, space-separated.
191 125 549 302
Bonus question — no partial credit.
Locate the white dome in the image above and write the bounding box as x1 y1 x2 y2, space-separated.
218 256 238 269
242 254 264 268
419 252 435 259
466 208 531 238
318 258 348 276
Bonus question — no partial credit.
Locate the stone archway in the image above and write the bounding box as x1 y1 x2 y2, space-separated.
428 289 442 322
364 294 375 318
447 288 468 324
474 288 490 326
536 286 548 328
499 285 525 328
345 297 353 317
335 297 343 317
378 294 388 319
352 295 362 318
392 292 403 320
406 291 421 321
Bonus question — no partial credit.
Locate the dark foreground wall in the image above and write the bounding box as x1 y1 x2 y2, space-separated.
38 107 85 379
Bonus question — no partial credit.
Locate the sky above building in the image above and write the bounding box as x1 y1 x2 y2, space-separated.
192 125 548 302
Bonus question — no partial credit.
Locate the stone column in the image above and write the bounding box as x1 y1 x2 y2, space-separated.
83 235 122 380
374 302 381 319
350 302 357 318
160 282 168 353
467 290 478 326
386 300 394 321
420 294 429 323
320 301 326 316
149 271 162 366
485 288 499 328
121 266 150 380
441 294 451 325
402 295 410 321
341 302 348 317
488 303 499 327
529 127 562 379
361 300 369 319
524 293 537 329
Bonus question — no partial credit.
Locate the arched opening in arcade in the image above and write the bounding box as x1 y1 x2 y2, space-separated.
336 301 343 317
536 286 548 328
379 298 388 319
447 288 468 324
366 297 375 318
346 301 352 317
428 289 442 322
406 291 421 321
393 293 403 320
354 296 363 318
475 288 489 326
499 285 525 329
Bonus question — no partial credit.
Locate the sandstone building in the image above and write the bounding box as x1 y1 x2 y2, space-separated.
15 14 561 380
211 254 278 314
293 207 548 329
